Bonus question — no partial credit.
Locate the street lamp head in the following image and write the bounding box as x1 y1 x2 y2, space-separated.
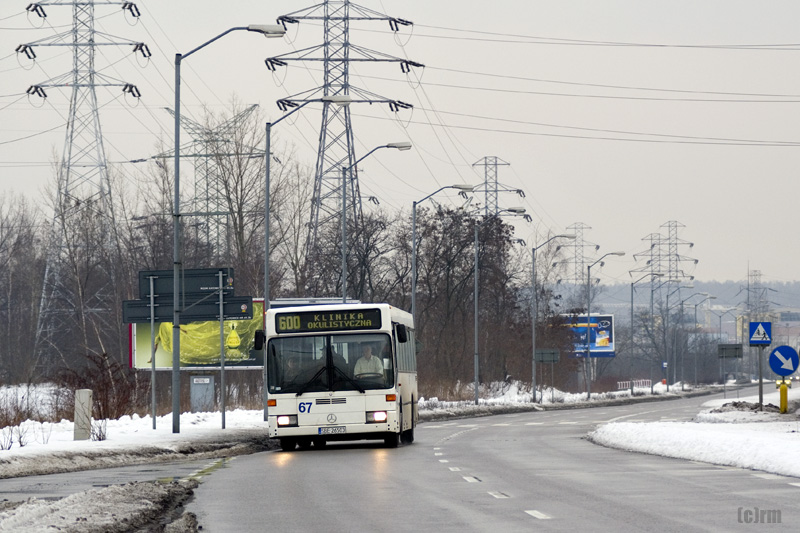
506 207 526 215
556 234 577 240
387 141 413 151
452 184 476 192
247 25 287 37
609 251 626 257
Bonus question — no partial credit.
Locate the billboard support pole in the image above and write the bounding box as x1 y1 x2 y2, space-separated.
149 276 157 430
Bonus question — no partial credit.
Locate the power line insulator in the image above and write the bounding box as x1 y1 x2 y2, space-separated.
26 3 46 18
122 2 141 18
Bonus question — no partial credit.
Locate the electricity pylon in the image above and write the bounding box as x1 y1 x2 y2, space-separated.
266 0 422 273
472 156 525 217
162 105 262 261
17 1 147 368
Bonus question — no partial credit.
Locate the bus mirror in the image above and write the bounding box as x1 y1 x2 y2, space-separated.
254 330 265 350
395 324 408 343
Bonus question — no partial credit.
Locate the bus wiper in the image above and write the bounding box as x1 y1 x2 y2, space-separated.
295 366 327 397
331 365 365 393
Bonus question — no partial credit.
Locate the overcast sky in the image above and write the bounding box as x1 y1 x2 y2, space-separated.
1 1 799 284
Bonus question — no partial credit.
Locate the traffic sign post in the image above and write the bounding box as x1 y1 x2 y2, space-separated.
749 322 772 409
749 322 772 346
768 346 799 377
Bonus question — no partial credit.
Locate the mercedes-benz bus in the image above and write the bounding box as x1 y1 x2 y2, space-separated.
263 303 417 451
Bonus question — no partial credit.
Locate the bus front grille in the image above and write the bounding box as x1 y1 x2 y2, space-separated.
315 398 347 405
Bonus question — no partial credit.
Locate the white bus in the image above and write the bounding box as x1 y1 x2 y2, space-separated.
263 303 417 451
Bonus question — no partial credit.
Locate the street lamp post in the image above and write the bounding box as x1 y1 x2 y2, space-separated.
473 208 527 405
663 283 694 392
692 295 716 385
630 273 663 395
173 24 285 434
585 252 625 399
340 142 412 303
263 94 352 420
411 185 475 322
713 308 737 387
530 234 575 403
676 292 709 389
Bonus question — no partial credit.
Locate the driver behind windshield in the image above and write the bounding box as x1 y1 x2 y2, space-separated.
354 343 383 377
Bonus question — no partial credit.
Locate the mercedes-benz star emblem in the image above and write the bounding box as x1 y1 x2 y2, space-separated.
327 413 337 424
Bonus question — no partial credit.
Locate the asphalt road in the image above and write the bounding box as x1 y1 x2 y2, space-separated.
187 389 799 532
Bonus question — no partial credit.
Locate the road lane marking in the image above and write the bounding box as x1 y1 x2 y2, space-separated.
751 473 784 480
492 423 511 426
449 467 462 472
525 510 552 520
788 483 800 488
435 453 443 456
439 459 449 463
558 421 578 425
463 476 480 483
458 424 479 428
525 422 544 425
488 491 509 499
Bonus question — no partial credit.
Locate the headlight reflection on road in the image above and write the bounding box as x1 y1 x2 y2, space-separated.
274 451 295 468
371 449 388 478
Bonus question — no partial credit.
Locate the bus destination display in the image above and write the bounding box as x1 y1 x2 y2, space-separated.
275 309 383 333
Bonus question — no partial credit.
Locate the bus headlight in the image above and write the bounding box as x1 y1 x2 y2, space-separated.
366 411 388 423
277 415 298 427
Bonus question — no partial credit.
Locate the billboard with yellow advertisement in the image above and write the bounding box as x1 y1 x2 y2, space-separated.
130 300 265 369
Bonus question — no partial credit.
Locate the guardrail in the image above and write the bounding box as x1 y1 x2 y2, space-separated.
617 380 652 390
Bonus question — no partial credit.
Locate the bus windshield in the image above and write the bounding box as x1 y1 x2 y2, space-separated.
267 333 394 394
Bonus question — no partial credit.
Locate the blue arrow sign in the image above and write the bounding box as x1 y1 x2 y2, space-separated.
768 346 799 377
749 322 772 346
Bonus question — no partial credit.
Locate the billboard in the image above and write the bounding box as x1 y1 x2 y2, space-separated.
562 313 616 357
130 300 265 370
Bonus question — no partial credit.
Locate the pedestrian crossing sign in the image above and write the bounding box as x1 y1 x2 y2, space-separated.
749 322 772 346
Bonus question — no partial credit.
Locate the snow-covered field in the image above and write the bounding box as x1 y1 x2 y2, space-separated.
0 383 798 531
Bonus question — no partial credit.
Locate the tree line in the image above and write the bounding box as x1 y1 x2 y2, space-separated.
0 104 578 403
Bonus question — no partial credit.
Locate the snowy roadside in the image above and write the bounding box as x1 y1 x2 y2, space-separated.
589 387 800 478
0 382 789 532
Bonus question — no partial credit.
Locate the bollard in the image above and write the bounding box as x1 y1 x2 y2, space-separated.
779 382 788 414
74 389 93 441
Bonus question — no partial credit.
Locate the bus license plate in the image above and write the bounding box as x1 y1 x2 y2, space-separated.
319 426 346 435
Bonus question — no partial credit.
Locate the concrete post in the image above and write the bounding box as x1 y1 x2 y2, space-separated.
74 389 92 441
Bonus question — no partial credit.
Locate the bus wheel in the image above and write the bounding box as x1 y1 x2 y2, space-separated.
297 438 312 450
312 438 327 448
279 438 296 452
384 432 400 448
402 428 414 444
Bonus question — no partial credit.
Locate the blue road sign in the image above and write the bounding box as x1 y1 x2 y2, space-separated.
749 322 772 346
768 346 799 377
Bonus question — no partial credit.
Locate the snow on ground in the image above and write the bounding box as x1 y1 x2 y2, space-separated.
589 386 800 477
1 382 799 531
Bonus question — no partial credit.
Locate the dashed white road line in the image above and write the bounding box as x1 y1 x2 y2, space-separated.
488 491 509 499
463 476 480 483
751 473 785 480
439 459 449 463
449 467 462 472
525 510 552 520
